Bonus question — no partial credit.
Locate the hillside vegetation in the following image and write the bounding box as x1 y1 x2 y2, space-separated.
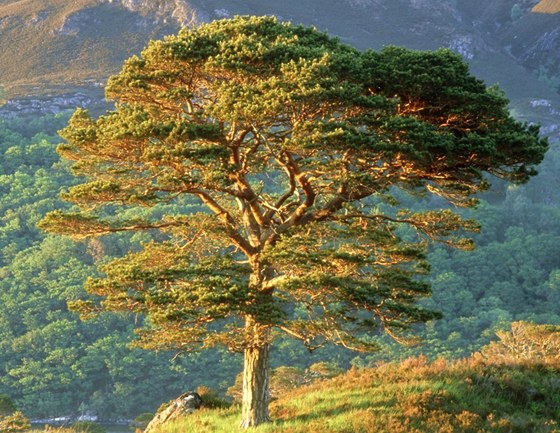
6 323 558 432
151 348 560 432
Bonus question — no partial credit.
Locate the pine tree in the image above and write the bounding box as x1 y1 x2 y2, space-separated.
40 16 548 427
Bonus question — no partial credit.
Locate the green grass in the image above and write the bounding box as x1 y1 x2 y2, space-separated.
151 356 560 433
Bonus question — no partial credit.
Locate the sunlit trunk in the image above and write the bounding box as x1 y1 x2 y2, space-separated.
239 317 271 428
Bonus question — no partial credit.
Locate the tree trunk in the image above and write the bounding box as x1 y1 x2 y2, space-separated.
239 263 273 428
239 343 271 428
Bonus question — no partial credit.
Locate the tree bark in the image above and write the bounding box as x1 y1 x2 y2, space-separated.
239 263 273 428
239 342 271 428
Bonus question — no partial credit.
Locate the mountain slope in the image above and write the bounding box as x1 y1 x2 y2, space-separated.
1 0 560 140
0 1 551 88
0 0 181 96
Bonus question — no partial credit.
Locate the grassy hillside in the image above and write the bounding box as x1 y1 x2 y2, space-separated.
0 0 179 98
150 356 560 433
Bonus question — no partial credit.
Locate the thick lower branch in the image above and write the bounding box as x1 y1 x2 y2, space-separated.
194 190 256 256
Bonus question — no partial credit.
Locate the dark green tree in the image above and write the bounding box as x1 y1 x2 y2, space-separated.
0 395 16 417
40 16 547 427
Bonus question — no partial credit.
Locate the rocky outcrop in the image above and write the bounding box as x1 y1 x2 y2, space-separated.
56 10 99 36
144 392 202 433
99 0 200 27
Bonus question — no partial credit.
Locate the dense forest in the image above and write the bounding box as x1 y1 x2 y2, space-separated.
0 101 557 420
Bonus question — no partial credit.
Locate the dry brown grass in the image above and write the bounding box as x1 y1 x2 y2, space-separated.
0 0 179 98
532 0 560 13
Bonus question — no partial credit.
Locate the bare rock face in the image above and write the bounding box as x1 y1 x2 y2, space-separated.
144 392 202 433
99 0 201 26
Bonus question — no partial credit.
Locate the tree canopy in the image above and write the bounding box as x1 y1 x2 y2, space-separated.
40 16 548 427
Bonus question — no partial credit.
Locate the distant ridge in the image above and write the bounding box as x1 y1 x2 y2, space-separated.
533 0 560 13
0 0 560 116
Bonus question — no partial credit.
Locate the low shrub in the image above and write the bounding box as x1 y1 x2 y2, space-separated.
196 386 231 409
70 421 106 433
131 412 154 431
0 411 30 433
